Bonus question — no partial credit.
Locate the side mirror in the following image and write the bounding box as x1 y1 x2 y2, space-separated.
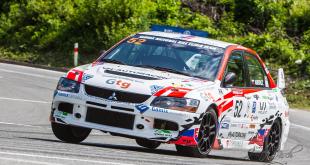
224 72 237 86
277 68 285 89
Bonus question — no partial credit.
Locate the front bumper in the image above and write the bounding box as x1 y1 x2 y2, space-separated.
51 85 201 144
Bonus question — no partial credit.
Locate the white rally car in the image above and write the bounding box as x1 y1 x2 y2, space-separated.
50 29 289 161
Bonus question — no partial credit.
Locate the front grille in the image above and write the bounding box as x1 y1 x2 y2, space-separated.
86 107 135 129
84 85 150 103
154 119 178 131
58 102 73 114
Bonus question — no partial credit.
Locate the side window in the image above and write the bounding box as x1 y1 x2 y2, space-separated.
244 53 269 88
225 51 246 87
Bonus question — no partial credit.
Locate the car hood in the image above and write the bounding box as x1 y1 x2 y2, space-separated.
75 63 215 96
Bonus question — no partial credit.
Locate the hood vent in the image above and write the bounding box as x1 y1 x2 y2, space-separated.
104 70 160 80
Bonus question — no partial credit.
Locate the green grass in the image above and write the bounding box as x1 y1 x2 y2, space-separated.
286 79 310 110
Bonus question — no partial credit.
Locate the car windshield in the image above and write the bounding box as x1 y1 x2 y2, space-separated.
100 34 225 80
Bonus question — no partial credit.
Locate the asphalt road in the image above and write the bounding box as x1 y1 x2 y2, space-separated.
0 62 309 165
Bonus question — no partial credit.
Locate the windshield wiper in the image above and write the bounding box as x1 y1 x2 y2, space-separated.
134 64 191 77
102 59 124 65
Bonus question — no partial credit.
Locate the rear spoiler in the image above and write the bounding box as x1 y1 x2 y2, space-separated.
151 25 209 38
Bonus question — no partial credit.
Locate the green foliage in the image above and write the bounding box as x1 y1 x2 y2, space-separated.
0 0 309 107
286 79 310 109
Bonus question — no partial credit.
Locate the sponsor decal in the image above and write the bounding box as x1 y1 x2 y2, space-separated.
171 82 184 88
82 74 94 81
171 128 199 146
154 129 172 137
56 92 82 100
54 111 68 119
230 123 246 129
264 76 269 88
135 104 149 114
151 107 168 113
139 35 219 51
194 128 199 142
57 92 69 97
258 102 267 114
250 114 259 121
150 85 164 95
252 101 257 113
272 88 279 92
181 129 195 137
221 122 230 129
252 79 264 86
253 94 259 100
269 102 277 110
228 132 246 139
221 116 231 123
231 140 243 148
249 128 269 146
232 89 243 95
200 91 215 101
249 124 256 129
106 79 131 89
67 69 83 82
218 89 224 95
248 131 255 135
102 66 167 79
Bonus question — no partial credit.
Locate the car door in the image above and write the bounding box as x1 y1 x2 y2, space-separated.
219 51 251 146
243 52 276 146
243 52 277 120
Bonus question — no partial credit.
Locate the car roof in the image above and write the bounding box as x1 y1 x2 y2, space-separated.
139 31 236 48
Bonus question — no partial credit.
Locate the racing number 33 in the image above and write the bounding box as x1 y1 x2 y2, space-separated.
234 100 243 118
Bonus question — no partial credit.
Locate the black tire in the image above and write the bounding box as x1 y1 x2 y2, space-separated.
51 122 91 143
176 107 218 158
248 119 282 162
136 138 161 149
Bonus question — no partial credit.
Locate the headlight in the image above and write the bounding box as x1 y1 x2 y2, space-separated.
151 96 200 113
57 77 80 93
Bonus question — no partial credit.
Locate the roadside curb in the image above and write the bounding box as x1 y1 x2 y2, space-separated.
0 59 69 72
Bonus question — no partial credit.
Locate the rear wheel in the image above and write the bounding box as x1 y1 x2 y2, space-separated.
176 107 217 157
51 122 91 143
136 138 161 149
248 119 282 162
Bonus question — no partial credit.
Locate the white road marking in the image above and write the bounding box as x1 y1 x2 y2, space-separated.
291 123 310 131
0 62 65 74
0 151 134 165
0 121 118 137
0 68 59 80
0 121 42 128
0 157 63 165
0 97 51 104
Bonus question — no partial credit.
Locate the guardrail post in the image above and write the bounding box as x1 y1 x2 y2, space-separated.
74 43 78 66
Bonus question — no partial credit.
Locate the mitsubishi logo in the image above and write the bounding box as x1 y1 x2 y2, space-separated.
108 92 117 101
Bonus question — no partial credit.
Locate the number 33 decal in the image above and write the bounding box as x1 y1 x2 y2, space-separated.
234 100 243 118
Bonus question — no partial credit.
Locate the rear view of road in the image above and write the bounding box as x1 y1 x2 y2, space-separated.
0 63 309 165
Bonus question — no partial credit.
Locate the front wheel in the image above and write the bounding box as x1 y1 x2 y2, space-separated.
248 119 282 162
51 122 91 143
136 138 161 149
176 107 218 157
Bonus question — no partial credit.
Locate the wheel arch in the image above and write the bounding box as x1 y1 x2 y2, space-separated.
208 103 219 117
